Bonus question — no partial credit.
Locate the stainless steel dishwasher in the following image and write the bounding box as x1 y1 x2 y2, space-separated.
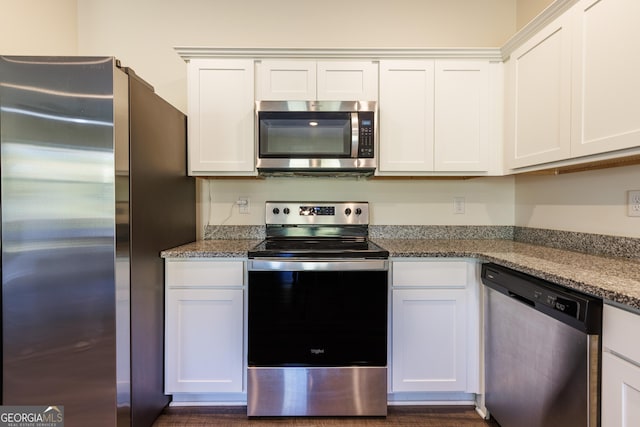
482 263 602 427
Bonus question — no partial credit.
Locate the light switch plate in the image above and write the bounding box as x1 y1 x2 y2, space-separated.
628 190 640 217
453 197 465 214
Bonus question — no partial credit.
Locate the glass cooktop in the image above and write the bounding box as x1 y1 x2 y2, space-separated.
248 238 389 259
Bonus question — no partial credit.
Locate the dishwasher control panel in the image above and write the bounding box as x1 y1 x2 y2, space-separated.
481 263 602 334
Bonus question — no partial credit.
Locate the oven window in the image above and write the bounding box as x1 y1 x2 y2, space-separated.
259 112 352 158
248 270 387 367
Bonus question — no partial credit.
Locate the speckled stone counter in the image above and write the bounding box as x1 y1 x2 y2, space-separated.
161 237 640 312
375 238 640 311
161 239 261 258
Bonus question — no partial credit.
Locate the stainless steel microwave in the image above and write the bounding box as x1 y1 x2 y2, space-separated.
255 101 377 176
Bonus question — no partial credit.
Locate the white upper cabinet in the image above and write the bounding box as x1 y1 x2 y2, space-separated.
187 59 255 175
571 0 640 157
257 60 378 101
504 12 573 169
379 60 435 173
257 60 316 100
316 61 378 101
379 59 493 174
435 60 490 171
505 0 640 170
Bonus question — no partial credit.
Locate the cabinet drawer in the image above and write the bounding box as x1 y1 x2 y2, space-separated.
166 260 244 287
392 260 469 288
604 304 640 364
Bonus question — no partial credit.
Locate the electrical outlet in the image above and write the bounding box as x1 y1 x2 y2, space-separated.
453 197 465 214
238 197 250 214
628 190 640 217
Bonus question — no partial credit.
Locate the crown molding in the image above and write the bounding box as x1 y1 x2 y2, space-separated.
501 0 579 60
174 47 503 62
175 0 580 63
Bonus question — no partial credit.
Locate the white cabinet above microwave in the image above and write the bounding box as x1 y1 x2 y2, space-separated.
256 60 378 101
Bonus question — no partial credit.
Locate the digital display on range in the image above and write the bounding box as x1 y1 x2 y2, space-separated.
299 206 335 216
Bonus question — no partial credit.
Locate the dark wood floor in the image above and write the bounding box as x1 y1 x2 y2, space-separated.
152 406 500 426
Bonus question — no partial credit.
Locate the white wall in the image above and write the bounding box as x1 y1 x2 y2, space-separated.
202 176 515 227
515 164 640 237
76 0 516 113
0 0 77 54
515 0 554 30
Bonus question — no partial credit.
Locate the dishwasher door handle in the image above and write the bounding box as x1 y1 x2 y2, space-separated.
508 291 535 307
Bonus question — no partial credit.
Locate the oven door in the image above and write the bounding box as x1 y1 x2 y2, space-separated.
247 259 388 367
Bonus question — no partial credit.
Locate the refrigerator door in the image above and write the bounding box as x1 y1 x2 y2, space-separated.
1 56 119 425
127 69 195 427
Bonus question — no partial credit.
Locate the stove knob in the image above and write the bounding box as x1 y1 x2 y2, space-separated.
345 208 352 216
283 207 290 215
272 208 280 215
355 208 362 215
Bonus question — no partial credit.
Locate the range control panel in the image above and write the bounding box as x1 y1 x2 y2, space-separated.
265 201 369 225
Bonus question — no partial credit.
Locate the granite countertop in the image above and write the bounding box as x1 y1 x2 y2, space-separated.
161 238 640 311
375 238 640 311
161 239 262 258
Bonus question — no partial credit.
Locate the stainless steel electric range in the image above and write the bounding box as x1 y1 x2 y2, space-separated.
247 201 389 417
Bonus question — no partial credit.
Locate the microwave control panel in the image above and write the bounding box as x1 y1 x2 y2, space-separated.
357 112 375 158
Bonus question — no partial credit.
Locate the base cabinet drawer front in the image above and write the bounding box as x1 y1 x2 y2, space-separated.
166 259 244 287
392 260 470 288
165 288 244 393
602 351 640 427
392 288 467 392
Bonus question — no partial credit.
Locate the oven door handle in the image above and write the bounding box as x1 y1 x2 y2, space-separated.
248 259 389 271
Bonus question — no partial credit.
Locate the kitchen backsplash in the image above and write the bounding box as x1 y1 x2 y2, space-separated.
203 225 265 240
203 224 640 259
513 227 640 259
368 225 513 240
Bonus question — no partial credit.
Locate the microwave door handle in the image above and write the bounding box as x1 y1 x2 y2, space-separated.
351 112 359 157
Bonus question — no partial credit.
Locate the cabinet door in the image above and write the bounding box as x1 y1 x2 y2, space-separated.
316 61 378 101
257 60 316 100
505 13 572 169
392 288 467 392
602 352 640 427
188 59 255 174
571 0 640 157
379 60 435 172
165 288 244 393
434 60 489 171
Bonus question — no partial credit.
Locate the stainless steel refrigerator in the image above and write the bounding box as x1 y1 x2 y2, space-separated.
0 56 196 426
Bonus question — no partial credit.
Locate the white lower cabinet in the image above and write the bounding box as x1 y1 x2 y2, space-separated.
391 259 480 395
392 288 467 392
602 304 640 427
165 259 245 394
